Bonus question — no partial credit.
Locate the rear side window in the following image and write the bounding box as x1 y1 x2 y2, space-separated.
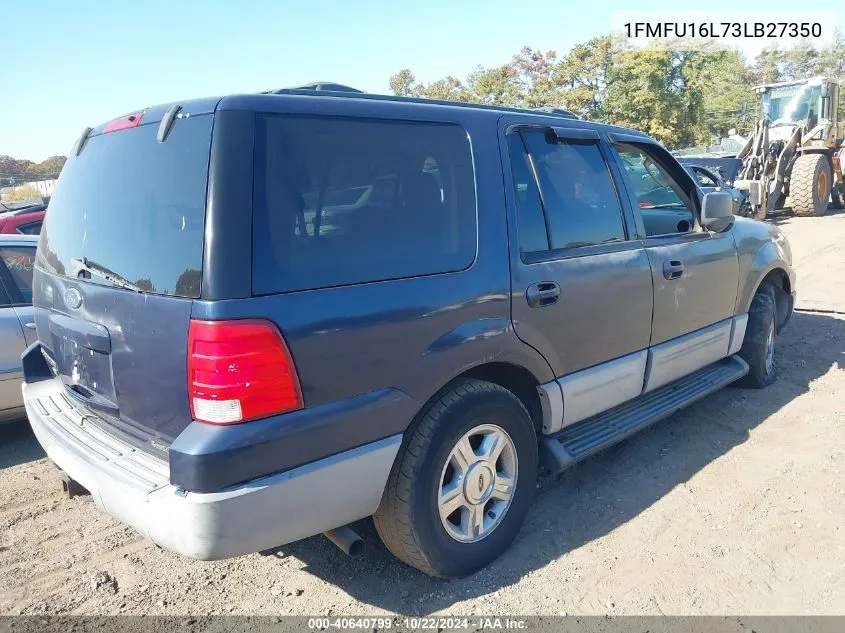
252 115 477 294
37 115 213 298
17 222 42 235
0 246 36 303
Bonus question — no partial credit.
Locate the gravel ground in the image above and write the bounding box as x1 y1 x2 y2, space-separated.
1 209 844 616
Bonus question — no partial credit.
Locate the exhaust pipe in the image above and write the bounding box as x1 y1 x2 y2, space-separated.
324 526 365 558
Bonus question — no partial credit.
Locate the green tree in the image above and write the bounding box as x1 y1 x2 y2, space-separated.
781 40 819 80
508 47 558 108
465 65 520 105
689 50 754 139
388 69 417 97
603 49 685 146
31 155 67 178
816 30 845 126
552 35 624 118
751 46 782 85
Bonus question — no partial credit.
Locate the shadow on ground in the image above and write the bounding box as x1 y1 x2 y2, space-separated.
0 417 43 469
266 310 844 613
768 204 845 224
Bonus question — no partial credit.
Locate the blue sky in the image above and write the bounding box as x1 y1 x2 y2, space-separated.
2 0 840 161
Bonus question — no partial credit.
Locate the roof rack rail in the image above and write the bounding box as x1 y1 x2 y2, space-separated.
265 82 364 94
260 87 580 120
533 106 578 118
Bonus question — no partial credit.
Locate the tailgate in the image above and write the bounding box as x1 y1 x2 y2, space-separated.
33 111 213 455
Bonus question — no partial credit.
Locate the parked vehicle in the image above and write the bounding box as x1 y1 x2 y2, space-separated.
22 89 795 578
0 203 47 235
682 163 751 217
0 234 37 423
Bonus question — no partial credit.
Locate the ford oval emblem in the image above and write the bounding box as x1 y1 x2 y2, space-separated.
64 287 83 309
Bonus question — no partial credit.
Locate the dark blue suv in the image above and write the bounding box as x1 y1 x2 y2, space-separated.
23 89 795 578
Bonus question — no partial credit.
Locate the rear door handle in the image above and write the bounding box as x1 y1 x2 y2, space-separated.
526 281 561 308
663 260 684 280
25 322 36 330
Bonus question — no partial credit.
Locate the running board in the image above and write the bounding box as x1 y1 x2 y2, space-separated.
540 355 749 475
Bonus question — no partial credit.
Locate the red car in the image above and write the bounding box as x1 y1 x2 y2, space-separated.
0 202 46 234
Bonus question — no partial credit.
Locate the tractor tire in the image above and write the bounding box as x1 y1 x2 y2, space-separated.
791 153 832 217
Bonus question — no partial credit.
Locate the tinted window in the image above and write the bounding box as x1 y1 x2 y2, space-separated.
1 246 36 303
36 115 212 298
521 130 625 250
252 115 476 294
17 221 42 235
614 143 694 237
507 133 549 255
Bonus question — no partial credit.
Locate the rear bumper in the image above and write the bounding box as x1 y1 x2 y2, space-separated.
24 377 401 560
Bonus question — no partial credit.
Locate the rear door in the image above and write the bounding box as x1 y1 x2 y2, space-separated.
0 243 34 420
33 112 214 454
0 242 38 345
501 121 654 430
608 136 739 391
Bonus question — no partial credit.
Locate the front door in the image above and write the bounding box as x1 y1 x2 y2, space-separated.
608 137 740 390
502 120 654 430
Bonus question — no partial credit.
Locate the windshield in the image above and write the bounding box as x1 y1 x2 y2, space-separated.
36 115 212 298
762 82 822 128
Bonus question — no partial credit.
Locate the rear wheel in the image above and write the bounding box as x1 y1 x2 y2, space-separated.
738 284 778 389
374 379 537 578
791 153 831 217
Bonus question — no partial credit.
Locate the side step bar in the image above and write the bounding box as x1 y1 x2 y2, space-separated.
540 355 749 475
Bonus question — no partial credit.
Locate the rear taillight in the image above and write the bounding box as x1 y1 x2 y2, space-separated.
188 319 302 425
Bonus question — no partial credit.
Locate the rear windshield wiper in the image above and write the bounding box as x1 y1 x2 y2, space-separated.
70 257 144 293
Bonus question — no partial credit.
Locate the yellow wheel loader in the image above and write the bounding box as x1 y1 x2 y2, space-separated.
734 77 844 219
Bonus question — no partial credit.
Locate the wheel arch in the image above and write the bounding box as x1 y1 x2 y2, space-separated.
405 360 549 445
754 267 793 332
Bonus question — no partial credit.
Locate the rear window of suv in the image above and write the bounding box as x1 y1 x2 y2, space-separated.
252 115 477 295
36 115 213 298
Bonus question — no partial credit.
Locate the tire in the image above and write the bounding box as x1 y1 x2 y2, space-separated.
791 153 832 217
374 379 537 578
738 284 778 389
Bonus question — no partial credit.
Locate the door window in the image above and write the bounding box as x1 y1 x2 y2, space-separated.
613 143 696 237
509 129 627 256
16 221 42 235
0 246 36 304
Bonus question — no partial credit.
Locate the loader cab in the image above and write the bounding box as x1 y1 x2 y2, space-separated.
757 78 839 146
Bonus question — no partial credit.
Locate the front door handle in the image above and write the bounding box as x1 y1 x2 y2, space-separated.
663 260 684 280
25 322 36 330
526 281 561 308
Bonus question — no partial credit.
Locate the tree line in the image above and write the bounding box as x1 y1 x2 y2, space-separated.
389 33 845 149
0 154 66 184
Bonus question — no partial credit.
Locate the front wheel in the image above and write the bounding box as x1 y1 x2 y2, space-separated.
374 379 537 577
738 284 778 389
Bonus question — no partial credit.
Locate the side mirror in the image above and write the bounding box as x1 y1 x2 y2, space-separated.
701 191 735 232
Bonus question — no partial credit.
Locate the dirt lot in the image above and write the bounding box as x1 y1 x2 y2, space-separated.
1 209 844 616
